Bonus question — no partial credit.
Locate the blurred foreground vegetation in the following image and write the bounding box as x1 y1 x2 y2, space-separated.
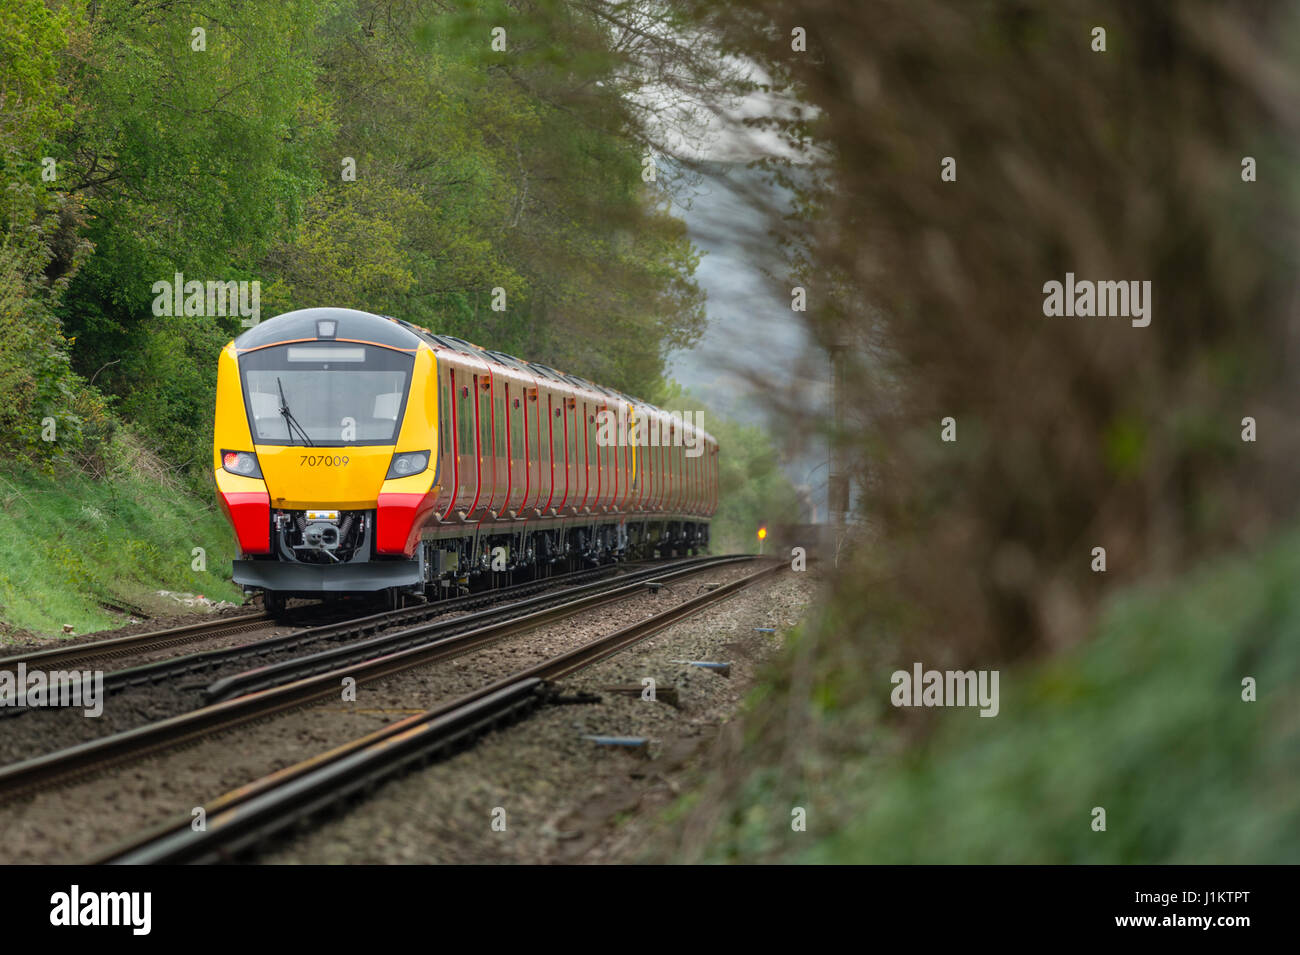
676 523 1299 862
655 0 1300 862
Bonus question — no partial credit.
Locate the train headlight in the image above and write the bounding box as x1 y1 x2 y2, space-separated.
386 450 429 479
221 450 262 478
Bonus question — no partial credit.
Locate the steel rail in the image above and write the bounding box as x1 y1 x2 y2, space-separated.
0 612 273 673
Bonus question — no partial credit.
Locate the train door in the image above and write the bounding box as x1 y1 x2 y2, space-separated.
468 371 494 520
475 371 496 518
711 441 719 513
528 382 545 513
597 402 612 511
646 409 660 513
622 410 635 512
578 397 593 513
680 426 692 515
452 363 478 516
655 417 668 512
681 423 690 515
506 380 525 515
605 403 618 512
566 395 580 514
435 359 456 518
671 420 683 513
627 403 645 514
492 378 507 516
550 390 567 514
686 428 699 515
664 420 676 514
592 399 604 511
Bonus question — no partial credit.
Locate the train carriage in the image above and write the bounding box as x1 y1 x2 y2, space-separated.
213 307 717 611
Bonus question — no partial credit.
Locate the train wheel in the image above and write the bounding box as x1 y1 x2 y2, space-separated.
263 590 287 619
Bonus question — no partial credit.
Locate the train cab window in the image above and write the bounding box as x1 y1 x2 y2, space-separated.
239 342 412 446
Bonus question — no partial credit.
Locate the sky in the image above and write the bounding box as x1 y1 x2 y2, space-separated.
637 52 834 520
665 162 832 520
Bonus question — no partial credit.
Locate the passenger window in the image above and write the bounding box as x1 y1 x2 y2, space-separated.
568 406 578 469
496 395 505 456
511 396 523 462
529 403 539 463
551 400 564 464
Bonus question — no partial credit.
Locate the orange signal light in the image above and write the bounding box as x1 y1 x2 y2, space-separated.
757 526 767 540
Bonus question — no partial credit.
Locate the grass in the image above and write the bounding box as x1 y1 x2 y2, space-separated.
0 465 243 639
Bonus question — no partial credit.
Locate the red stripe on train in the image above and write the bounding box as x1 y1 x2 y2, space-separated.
376 491 440 556
218 491 272 554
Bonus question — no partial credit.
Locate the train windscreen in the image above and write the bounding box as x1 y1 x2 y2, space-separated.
239 342 414 446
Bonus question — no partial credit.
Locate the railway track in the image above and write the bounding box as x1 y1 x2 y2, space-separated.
0 559 665 715
0 561 657 676
200 555 738 702
0 555 760 803
95 558 782 863
0 612 275 672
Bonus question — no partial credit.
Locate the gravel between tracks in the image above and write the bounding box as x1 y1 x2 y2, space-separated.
262 570 816 863
0 562 777 863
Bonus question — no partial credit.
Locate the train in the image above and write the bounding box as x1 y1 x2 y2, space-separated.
212 307 718 613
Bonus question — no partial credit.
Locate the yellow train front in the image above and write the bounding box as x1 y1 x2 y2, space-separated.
213 307 718 613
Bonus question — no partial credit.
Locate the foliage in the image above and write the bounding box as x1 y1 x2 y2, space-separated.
0 1 716 461
679 524 1300 863
52 0 328 459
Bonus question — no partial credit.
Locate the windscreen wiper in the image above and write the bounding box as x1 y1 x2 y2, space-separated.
277 376 315 447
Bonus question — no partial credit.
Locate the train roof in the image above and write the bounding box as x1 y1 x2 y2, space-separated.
233 307 422 351
233 308 715 444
